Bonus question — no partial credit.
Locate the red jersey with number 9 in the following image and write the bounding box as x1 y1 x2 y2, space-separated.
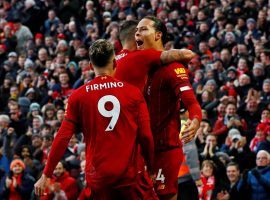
63 75 152 191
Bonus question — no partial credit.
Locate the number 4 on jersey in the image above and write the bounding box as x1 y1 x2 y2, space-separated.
156 168 165 183
98 95 120 131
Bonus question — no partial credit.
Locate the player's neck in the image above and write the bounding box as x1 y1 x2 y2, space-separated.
94 67 114 77
149 42 164 51
156 41 164 51
123 41 137 51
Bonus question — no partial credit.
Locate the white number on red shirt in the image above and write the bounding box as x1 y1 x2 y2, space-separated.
156 168 165 183
98 95 120 131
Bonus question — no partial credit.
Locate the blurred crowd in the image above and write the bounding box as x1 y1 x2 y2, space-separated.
0 0 269 199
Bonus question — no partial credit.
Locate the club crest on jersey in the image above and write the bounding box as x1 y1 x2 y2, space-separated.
157 184 166 190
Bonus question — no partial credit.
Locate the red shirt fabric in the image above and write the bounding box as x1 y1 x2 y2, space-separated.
145 62 202 151
114 49 162 92
43 75 154 191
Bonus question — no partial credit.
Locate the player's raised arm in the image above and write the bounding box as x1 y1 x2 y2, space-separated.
160 49 196 65
119 20 196 65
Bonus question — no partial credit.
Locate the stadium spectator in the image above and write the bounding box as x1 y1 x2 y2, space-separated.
0 158 35 200
197 160 216 200
40 161 79 200
237 150 270 200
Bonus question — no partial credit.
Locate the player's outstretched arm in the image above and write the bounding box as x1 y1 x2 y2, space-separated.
160 49 196 65
42 120 76 177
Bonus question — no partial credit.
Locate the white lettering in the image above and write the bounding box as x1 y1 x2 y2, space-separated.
99 83 107 89
86 85 90 92
117 82 124 87
110 82 117 88
87 82 124 91
93 84 99 90
115 53 127 60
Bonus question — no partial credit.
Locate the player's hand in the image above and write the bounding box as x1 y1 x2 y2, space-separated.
34 174 49 196
149 173 156 184
180 118 200 144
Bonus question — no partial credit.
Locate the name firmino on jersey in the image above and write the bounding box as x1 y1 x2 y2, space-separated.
86 82 124 92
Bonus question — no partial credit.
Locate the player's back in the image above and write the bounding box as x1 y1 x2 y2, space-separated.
114 49 161 92
146 62 190 151
67 75 146 190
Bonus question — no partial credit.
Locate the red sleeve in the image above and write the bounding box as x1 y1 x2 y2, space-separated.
180 90 202 122
43 120 76 177
43 94 78 177
167 63 202 121
136 92 154 172
64 92 79 124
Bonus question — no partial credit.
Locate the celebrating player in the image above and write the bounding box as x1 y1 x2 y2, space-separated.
136 16 202 200
34 39 158 200
114 20 195 92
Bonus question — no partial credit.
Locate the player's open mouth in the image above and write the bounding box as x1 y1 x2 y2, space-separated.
136 40 143 47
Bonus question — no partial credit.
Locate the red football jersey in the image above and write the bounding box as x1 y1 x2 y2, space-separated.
114 49 162 92
43 75 153 191
146 62 196 151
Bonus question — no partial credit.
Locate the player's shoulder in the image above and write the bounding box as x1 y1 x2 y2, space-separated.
114 78 140 92
130 48 160 57
166 61 185 68
163 62 189 80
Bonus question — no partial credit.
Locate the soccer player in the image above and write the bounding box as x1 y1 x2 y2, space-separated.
135 16 202 200
34 39 158 200
114 20 195 92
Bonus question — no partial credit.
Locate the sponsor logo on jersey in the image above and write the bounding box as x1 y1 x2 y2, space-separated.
174 68 186 75
115 52 127 60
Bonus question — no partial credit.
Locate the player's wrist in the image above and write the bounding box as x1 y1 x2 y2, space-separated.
191 118 200 127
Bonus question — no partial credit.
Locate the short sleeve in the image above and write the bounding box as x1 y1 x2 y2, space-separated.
166 63 192 97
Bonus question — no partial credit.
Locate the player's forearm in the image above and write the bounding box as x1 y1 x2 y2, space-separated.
160 49 195 65
180 91 202 122
43 120 76 177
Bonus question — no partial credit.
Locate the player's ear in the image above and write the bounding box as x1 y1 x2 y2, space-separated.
155 31 162 41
